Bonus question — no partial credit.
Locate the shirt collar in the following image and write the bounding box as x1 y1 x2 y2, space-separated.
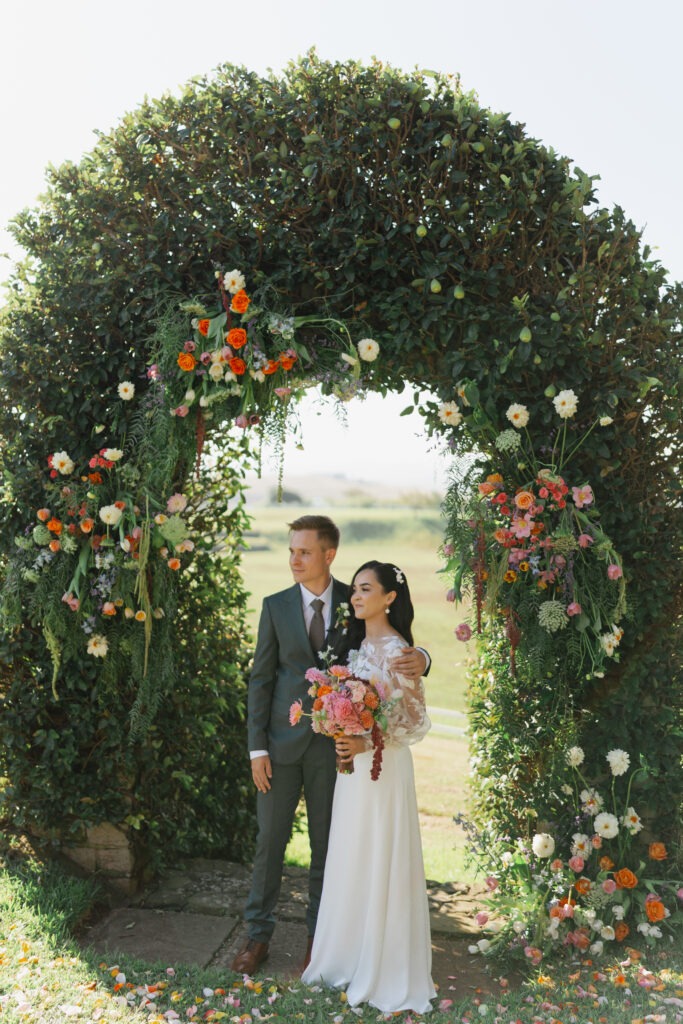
299 578 334 607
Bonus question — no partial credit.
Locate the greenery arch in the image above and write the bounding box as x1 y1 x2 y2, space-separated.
0 55 680 907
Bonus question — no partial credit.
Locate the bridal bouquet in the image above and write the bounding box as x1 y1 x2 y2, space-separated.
289 663 393 779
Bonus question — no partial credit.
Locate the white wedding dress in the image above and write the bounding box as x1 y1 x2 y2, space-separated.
302 635 436 1013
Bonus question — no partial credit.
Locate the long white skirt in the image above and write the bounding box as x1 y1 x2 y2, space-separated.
302 744 436 1013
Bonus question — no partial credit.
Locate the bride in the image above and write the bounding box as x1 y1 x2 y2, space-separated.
301 560 436 1013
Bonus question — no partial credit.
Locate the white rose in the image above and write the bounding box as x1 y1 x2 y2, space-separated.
531 833 555 858
357 338 380 362
209 362 225 381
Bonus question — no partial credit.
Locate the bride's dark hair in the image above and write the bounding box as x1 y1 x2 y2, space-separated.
342 560 415 655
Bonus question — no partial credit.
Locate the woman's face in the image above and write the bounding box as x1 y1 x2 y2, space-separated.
350 568 395 622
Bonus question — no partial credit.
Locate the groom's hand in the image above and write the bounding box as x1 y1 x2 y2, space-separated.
391 647 428 679
252 754 273 793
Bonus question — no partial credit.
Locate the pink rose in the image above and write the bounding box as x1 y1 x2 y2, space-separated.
602 879 617 894
607 564 623 580
455 623 472 642
567 602 583 617
568 855 584 872
172 404 189 418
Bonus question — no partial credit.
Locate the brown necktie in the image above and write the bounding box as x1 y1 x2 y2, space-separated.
309 598 325 653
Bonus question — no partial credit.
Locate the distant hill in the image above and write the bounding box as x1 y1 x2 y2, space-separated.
243 471 440 508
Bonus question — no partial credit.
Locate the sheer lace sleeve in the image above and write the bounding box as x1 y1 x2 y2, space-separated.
350 637 431 748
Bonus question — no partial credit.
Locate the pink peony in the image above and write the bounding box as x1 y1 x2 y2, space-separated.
567 602 583 617
607 564 623 580
455 623 472 642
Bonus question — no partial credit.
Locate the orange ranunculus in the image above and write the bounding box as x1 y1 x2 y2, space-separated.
614 868 638 889
178 352 197 372
80 518 94 533
280 353 297 370
197 318 211 336
364 692 379 709
574 877 591 896
360 709 374 729
228 357 246 375
645 899 666 923
46 518 63 534
599 856 615 871
262 359 280 376
614 922 630 942
227 327 248 349
514 490 535 510
230 289 250 314
37 507 51 522
49 539 61 552
649 842 667 861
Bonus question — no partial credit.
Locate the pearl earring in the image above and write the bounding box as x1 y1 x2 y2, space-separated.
385 607 390 614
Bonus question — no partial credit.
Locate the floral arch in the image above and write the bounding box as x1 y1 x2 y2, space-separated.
0 55 680 923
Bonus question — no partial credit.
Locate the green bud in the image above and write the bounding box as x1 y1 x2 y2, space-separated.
544 384 556 397
430 279 442 293
519 326 532 343
387 117 401 130
416 225 428 238
550 312 561 322
534 355 542 365
453 285 465 300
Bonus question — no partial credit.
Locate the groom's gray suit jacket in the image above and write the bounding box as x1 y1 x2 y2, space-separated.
247 577 350 764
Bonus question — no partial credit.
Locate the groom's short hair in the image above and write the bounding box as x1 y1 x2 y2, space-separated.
288 515 340 550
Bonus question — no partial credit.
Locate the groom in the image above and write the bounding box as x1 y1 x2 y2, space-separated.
231 514 429 975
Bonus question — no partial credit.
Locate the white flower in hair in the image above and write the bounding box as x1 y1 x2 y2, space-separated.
393 567 405 584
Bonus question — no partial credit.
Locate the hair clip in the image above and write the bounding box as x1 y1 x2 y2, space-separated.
393 567 405 584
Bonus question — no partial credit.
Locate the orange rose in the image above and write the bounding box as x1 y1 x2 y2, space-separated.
80 518 94 533
478 482 496 496
167 558 181 571
645 899 666 923
48 539 61 552
574 877 591 896
262 359 280 376
228 357 246 375
37 508 51 522
514 490 535 510
599 856 614 871
230 289 250 314
46 518 63 534
649 842 667 861
280 353 297 370
177 352 197 372
197 318 211 336
227 327 247 349
614 868 638 889
614 922 629 942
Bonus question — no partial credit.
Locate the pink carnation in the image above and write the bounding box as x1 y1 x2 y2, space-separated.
167 492 188 514
305 667 328 685
327 694 364 734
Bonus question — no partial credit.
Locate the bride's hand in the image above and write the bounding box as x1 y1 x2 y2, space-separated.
334 736 367 763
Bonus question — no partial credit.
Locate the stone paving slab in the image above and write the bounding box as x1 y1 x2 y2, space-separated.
83 908 238 968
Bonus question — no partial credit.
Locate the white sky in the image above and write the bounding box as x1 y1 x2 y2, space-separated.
1 0 680 490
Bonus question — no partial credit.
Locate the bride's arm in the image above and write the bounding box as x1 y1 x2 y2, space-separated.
382 664 431 747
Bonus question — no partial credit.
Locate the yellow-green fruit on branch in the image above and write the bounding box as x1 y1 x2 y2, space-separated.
519 326 532 343
430 279 442 293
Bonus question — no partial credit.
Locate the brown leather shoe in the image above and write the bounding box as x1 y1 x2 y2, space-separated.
300 935 314 974
231 939 269 975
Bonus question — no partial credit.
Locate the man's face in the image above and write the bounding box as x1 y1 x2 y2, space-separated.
289 530 336 592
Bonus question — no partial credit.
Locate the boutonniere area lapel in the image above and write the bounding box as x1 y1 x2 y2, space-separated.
334 601 350 635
